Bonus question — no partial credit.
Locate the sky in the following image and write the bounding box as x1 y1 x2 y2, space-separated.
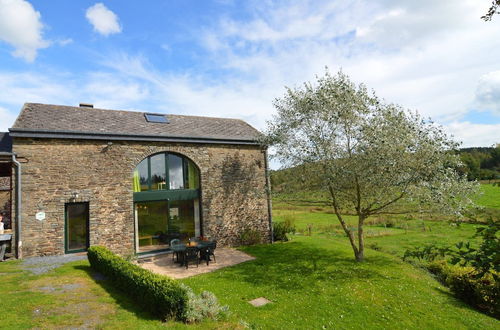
0 0 499 158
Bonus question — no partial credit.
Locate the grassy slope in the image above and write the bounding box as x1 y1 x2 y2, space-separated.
476 183 500 209
0 184 497 328
183 236 498 329
2 238 498 329
273 184 500 257
0 260 221 329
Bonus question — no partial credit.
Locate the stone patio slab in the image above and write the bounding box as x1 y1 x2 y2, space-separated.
249 297 272 307
137 247 255 279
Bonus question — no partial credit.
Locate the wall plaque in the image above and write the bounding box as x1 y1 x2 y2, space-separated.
35 212 46 221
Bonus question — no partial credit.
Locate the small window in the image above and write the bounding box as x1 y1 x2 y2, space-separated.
145 113 168 123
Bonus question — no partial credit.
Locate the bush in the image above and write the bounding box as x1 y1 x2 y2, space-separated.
367 242 381 251
181 284 228 323
87 246 188 321
239 228 262 245
273 218 296 241
427 260 499 318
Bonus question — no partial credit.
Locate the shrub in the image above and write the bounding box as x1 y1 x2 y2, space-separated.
273 218 296 241
87 246 188 321
450 218 499 279
367 242 381 251
427 260 499 318
403 244 450 262
239 228 262 245
181 284 228 323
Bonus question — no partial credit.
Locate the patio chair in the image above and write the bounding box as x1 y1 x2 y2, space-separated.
170 238 181 261
184 246 199 269
201 241 217 266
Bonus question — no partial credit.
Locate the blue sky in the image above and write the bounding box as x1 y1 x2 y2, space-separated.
0 0 499 152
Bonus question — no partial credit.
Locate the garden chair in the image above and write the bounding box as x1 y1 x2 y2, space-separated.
184 246 199 269
170 238 181 261
201 241 217 266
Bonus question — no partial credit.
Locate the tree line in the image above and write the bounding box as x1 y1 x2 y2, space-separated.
457 145 500 181
271 145 500 190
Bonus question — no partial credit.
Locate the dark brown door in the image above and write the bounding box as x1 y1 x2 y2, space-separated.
65 202 89 253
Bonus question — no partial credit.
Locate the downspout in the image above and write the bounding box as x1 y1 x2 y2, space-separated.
11 154 21 259
263 148 273 243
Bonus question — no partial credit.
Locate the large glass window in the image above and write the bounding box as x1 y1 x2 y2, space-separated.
136 200 198 253
168 200 195 237
133 152 201 253
132 152 199 192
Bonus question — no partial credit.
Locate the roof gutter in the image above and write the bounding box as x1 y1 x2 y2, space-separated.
263 148 273 243
11 154 21 259
8 129 260 146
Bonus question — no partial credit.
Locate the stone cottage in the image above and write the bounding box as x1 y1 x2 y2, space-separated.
1 103 272 258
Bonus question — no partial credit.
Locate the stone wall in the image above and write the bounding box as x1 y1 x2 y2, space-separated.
12 138 271 257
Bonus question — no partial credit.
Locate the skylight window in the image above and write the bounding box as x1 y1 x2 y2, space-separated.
145 113 168 123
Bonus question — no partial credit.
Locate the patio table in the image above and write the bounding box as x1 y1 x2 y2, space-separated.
171 241 214 265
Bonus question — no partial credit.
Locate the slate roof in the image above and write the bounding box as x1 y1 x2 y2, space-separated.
9 103 261 145
0 133 12 153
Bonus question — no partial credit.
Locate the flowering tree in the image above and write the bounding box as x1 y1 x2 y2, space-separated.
482 0 500 21
264 70 479 261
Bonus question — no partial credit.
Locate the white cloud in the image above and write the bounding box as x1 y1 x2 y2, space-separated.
85 3 121 36
0 106 16 132
83 72 150 109
445 121 500 148
0 0 50 62
0 69 152 131
57 38 73 46
195 0 500 126
474 70 500 114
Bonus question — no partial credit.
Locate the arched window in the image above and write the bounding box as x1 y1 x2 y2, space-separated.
133 153 199 192
132 152 201 253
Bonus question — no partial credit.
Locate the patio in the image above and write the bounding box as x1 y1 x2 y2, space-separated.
137 247 255 279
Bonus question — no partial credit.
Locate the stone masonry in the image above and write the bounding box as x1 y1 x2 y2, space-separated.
13 138 271 257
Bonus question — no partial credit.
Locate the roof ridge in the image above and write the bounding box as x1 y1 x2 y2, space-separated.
24 102 249 122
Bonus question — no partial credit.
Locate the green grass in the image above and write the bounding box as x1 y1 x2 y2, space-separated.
476 183 500 209
0 260 222 329
0 183 498 328
183 236 498 329
1 236 498 328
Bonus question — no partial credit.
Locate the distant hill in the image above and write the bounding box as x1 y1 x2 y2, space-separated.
457 145 500 181
270 145 500 192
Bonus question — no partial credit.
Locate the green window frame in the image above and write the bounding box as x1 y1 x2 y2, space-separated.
132 152 200 201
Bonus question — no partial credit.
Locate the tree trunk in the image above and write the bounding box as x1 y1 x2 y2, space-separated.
327 185 360 260
334 212 359 258
356 215 365 262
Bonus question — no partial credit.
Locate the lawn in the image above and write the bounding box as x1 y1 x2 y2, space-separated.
1 236 497 329
0 184 498 328
477 183 500 209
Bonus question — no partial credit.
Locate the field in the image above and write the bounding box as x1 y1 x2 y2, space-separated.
0 184 498 328
273 183 500 257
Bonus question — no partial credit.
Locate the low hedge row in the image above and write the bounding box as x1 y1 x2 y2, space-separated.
427 260 499 318
87 246 188 321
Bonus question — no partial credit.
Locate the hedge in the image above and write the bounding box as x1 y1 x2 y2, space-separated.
427 260 499 318
87 246 188 321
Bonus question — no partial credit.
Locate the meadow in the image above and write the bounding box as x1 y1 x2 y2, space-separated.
0 184 498 328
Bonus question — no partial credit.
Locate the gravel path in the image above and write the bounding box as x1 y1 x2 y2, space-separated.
22 254 87 275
